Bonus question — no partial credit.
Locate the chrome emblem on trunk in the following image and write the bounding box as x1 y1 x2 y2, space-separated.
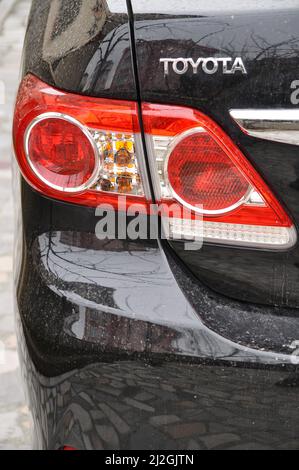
160 57 247 76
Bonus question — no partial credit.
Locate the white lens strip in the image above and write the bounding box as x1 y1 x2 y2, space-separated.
168 219 296 249
166 217 203 241
203 222 296 249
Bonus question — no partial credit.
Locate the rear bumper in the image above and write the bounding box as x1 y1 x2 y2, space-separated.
15 183 299 449
16 350 299 450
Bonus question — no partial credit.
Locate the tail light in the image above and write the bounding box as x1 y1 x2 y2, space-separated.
25 114 99 192
13 74 150 210
13 75 296 250
143 103 296 249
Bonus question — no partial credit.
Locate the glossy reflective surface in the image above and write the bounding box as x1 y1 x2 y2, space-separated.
230 109 299 146
23 0 136 100
15 182 299 448
131 5 299 307
15 0 299 450
20 356 299 450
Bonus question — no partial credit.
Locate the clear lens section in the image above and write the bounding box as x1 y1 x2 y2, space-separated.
152 135 173 199
167 218 295 248
91 130 144 196
166 217 203 241
203 222 295 248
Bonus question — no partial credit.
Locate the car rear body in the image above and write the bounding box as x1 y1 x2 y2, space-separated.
13 0 299 449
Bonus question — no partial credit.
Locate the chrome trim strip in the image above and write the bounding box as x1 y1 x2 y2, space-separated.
229 109 299 146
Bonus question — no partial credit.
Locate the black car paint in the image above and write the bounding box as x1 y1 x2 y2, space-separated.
23 0 136 100
131 7 299 308
15 0 299 449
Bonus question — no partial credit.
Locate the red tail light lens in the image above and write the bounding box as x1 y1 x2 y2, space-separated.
13 74 149 210
142 102 296 249
26 115 99 192
166 129 250 214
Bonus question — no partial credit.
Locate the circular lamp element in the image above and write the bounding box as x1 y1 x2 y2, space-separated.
25 113 99 193
166 128 250 215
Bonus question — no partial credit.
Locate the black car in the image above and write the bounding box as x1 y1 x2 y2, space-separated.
12 0 299 450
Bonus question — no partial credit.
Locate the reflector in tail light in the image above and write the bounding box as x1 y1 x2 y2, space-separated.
143 103 296 249
13 74 150 209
